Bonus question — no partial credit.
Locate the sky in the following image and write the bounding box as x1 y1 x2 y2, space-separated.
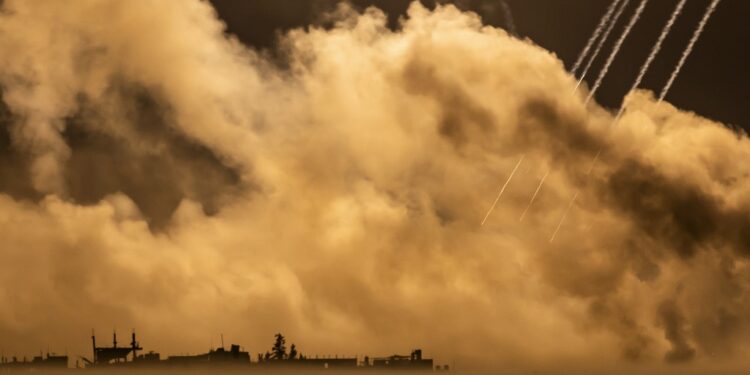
211 0 749 129
1 1 750 374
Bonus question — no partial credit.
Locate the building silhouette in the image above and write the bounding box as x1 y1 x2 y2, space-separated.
0 353 68 371
1 331 446 372
82 331 141 366
167 344 250 367
370 349 434 370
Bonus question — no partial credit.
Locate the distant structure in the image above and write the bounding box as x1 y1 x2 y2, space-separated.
82 331 143 366
168 344 250 367
370 349 434 370
0 353 68 371
1 331 446 371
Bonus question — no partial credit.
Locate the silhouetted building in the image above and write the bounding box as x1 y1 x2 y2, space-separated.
135 351 161 363
167 345 250 367
0 353 68 371
2 331 443 372
82 331 161 368
34 354 69 368
371 349 434 370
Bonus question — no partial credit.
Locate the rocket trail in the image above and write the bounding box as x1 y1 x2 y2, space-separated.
519 170 549 222
571 0 623 76
628 0 686 96
550 191 579 243
586 0 650 104
481 155 525 226
660 0 721 102
549 0 644 237
587 149 603 175
612 0 686 119
476 2 518 226
555 0 687 241
597 0 688 163
500 1 517 37
576 0 631 90
540 1 632 229
543 0 625 226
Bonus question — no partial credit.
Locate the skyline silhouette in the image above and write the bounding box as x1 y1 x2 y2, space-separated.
1 331 442 371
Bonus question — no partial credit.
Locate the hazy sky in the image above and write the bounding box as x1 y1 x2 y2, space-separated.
1 1 750 373
211 0 749 129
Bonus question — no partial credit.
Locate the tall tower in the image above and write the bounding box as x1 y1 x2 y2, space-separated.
131 331 139 361
91 330 97 364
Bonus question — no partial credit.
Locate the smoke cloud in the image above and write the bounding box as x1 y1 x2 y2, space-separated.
0 1 749 373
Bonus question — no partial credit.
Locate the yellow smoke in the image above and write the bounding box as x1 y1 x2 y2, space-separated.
0 1 749 372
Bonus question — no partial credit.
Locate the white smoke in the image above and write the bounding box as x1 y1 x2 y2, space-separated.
660 0 721 101
576 0 631 88
586 0 649 103
571 0 622 76
0 1 747 373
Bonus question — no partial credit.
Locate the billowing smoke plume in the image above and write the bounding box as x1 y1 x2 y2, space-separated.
0 1 749 373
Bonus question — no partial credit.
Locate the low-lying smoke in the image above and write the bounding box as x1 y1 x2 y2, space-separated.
0 1 749 373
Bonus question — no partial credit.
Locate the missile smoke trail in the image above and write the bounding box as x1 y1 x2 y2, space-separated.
585 0 650 104
500 1 517 37
532 0 630 223
575 0 631 89
519 170 549 222
530 0 633 222
618 0 688 108
550 191 579 242
596 0 688 167
553 0 687 242
477 2 519 226
481 156 524 226
614 0 687 119
531 1 628 224
571 0 622 76
529 1 630 223
660 0 721 102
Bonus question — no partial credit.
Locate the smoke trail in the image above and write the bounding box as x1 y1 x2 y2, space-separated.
519 169 549 222
625 0 686 110
499 1 517 37
585 0 650 104
598 0 688 161
575 0 631 89
555 0 686 242
476 1 519 224
550 191 579 242
540 0 636 229
481 155 524 226
532 1 630 226
587 149 603 175
571 0 622 76
659 0 721 102
534 1 628 224
533 1 632 223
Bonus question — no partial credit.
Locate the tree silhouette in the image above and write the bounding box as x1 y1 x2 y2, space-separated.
289 344 298 360
272 333 286 360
